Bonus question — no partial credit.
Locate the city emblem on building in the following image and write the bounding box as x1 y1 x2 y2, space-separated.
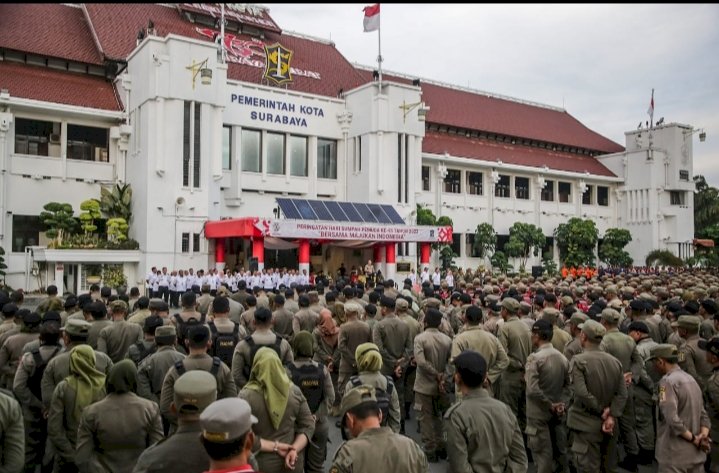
263 43 293 85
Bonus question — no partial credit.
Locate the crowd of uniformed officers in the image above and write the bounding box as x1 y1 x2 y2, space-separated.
1 267 719 473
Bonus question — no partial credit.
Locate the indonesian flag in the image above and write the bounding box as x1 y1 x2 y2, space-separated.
363 4 380 32
647 88 654 121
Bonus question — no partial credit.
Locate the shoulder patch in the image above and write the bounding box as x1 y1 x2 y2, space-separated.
658 385 666 402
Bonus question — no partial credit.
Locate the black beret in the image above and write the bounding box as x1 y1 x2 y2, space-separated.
628 321 649 334
379 295 395 309
212 297 230 314
453 351 487 381
701 299 718 315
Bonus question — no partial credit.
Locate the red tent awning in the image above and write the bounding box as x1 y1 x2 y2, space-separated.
693 238 715 248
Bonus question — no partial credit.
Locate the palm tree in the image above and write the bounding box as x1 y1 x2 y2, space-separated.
100 183 133 223
694 175 719 235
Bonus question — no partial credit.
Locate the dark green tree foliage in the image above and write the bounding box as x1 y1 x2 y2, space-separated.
554 218 599 267
694 175 719 237
473 223 497 261
645 249 684 268
100 183 133 223
505 222 545 270
599 228 633 267
40 202 77 247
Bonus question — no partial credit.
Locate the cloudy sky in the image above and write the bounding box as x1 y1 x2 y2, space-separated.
266 3 719 184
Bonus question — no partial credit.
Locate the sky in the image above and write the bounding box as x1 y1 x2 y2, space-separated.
265 3 719 185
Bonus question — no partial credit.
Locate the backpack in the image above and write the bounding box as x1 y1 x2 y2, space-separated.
133 341 157 366
243 335 283 379
288 362 325 414
174 313 207 349
350 375 394 426
209 321 240 367
28 346 62 401
174 356 222 377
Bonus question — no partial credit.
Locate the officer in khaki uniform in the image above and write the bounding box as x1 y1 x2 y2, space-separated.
699 337 719 472
396 297 421 421
136 325 185 405
563 312 587 362
567 319 627 473
97 300 144 363
599 307 643 471
293 295 319 336
412 309 452 461
649 343 711 472
451 305 509 396
331 385 428 473
627 321 660 464
673 315 713 391
542 308 572 354
445 351 527 473
497 297 532 433
0 389 24 473
86 301 113 350
126 315 164 366
127 297 152 326
134 370 217 473
337 303 372 398
0 311 41 388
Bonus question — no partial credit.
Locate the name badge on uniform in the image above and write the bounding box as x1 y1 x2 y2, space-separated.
659 386 666 402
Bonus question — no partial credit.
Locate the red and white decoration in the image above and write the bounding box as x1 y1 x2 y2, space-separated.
254 219 452 243
363 4 380 32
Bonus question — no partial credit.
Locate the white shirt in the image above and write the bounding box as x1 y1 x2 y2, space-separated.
421 271 430 284
445 273 454 288
432 272 441 286
176 275 187 292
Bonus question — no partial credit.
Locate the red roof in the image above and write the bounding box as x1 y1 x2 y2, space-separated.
178 4 281 34
424 131 616 177
0 4 103 65
0 62 123 112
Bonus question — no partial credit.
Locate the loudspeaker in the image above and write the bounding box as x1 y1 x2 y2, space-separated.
249 257 259 272
531 265 544 278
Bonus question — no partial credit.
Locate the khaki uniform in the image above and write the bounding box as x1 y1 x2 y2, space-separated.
497 316 532 430
0 330 39 388
337 320 372 392
398 313 421 411
525 343 571 473
60 308 82 326
331 427 428 473
272 307 295 340
87 319 113 349
231 328 294 388
240 384 315 473
76 392 164 473
634 336 660 453
132 421 209 473
444 387 528 473
705 368 719 471
230 289 249 308
451 325 509 392
373 313 413 420
196 294 214 316
567 346 628 473
97 320 144 363
683 334 713 391
41 347 114 408
293 308 319 335
137 346 185 404
125 339 156 366
238 307 256 333
563 336 583 361
413 328 452 454
550 326 572 353
344 371 402 433
0 390 24 473
159 353 237 431
656 366 711 471
127 309 152 326
285 298 300 315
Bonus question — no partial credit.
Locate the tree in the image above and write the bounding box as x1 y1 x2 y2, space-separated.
505 222 545 271
694 175 719 236
106 218 129 242
439 245 456 271
645 249 683 268
554 218 599 268
79 199 102 236
100 183 133 223
40 202 77 247
490 251 509 273
473 223 497 264
599 228 633 268
416 204 436 226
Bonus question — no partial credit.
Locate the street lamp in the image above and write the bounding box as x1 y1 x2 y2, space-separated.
399 100 430 123
683 127 707 142
186 58 212 90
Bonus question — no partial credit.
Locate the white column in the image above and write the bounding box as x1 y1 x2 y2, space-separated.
54 262 64 294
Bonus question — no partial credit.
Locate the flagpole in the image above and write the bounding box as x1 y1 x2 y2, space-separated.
220 4 226 63
650 88 654 129
377 5 383 93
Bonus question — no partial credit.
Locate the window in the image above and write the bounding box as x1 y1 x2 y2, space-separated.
397 242 409 257
317 138 337 179
67 124 109 162
465 233 483 257
422 166 430 191
193 233 201 252
182 101 201 188
444 169 461 193
14 118 61 157
541 180 555 201
582 185 594 205
496 234 509 252
670 191 686 206
495 174 510 198
468 171 483 195
222 126 232 170
12 215 45 252
679 170 689 181
289 135 307 177
266 132 285 175
515 177 530 200
558 182 572 203
241 129 261 172
597 186 609 206
181 233 190 253
542 236 554 259
451 233 461 256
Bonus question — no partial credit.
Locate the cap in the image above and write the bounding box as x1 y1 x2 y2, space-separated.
627 321 650 334
542 307 560 323
23 311 42 326
647 343 679 362
200 398 257 442
664 301 683 313
394 298 408 311
629 299 646 312
579 319 606 342
600 308 621 324
684 300 700 315
109 300 129 313
43 311 62 323
501 297 519 314
144 315 165 332
340 384 379 417
155 325 177 340
670 315 702 330
1 303 18 316
422 298 441 309
698 337 719 357
561 295 574 306
701 299 719 315
64 296 78 309
569 312 589 326
63 319 91 336
174 371 217 413
379 295 395 309
212 297 230 314
532 318 554 333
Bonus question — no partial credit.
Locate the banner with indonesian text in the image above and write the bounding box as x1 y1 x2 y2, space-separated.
256 219 452 242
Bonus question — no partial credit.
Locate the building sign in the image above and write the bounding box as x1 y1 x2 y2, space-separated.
195 28 321 80
255 219 453 243
230 93 325 128
263 43 293 85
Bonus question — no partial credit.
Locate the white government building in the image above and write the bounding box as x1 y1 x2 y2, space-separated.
0 3 700 293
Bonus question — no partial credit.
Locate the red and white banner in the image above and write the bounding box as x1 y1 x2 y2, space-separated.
255 219 451 243
363 4 380 32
